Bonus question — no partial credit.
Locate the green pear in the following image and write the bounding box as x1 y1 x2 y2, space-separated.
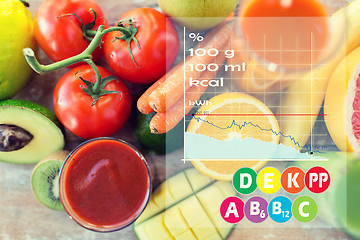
157 0 239 30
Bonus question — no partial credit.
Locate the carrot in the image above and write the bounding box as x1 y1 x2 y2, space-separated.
149 52 227 134
137 64 182 114
147 21 234 113
149 85 206 134
137 78 166 114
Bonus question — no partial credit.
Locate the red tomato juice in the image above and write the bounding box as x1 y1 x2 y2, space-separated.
240 0 329 69
59 138 151 231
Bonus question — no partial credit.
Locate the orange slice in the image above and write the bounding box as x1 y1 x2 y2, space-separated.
187 92 280 181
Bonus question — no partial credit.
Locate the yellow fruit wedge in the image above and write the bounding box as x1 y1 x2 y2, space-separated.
136 199 162 224
142 214 173 240
196 182 235 239
187 92 280 180
191 220 221 240
177 196 208 227
153 182 176 209
163 207 188 236
184 168 214 192
167 171 194 200
175 230 197 240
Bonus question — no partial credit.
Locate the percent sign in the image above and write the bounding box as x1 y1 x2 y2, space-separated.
189 32 204 42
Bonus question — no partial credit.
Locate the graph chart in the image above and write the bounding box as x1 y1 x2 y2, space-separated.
187 114 326 154
184 91 328 163
180 17 346 165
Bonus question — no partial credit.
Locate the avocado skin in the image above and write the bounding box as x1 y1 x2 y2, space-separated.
135 112 183 155
0 99 60 127
0 99 65 164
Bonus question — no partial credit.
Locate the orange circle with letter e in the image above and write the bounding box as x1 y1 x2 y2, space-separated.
281 167 305 194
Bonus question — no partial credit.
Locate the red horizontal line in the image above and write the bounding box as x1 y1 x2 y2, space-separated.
186 114 326 116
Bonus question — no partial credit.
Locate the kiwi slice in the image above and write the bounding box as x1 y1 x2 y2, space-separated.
31 150 69 211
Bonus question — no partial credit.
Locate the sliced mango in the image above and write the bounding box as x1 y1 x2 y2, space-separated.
134 168 236 240
213 181 236 198
178 196 208 227
136 169 211 225
192 219 222 240
134 223 149 240
153 181 176 209
175 230 197 240
163 207 188 236
142 214 173 240
196 181 235 239
207 210 233 239
196 186 225 215
184 168 214 192
136 197 161 223
167 171 193 200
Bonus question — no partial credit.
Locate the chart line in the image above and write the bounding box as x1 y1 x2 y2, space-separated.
187 115 325 154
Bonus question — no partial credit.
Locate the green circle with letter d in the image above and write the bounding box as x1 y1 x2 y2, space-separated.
233 167 257 194
292 196 317 222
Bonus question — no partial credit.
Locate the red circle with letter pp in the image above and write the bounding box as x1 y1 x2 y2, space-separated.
305 166 330 193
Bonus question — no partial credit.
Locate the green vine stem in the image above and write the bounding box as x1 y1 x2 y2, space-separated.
23 9 140 105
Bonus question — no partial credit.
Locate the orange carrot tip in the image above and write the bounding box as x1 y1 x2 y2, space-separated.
149 113 167 134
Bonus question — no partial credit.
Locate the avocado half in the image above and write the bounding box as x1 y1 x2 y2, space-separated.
0 99 65 164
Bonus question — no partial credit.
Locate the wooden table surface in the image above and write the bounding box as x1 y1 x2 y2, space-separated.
0 0 354 239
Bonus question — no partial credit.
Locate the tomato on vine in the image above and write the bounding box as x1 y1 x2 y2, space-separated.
103 7 180 84
24 7 173 138
34 0 108 63
53 65 132 139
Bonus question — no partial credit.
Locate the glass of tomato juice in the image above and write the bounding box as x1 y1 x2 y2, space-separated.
59 137 151 232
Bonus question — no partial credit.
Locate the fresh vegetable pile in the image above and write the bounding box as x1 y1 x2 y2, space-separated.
1 0 360 239
23 1 180 139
